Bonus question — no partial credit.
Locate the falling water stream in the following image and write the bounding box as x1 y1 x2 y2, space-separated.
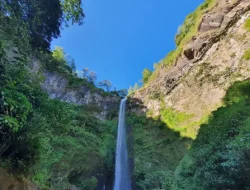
114 98 131 190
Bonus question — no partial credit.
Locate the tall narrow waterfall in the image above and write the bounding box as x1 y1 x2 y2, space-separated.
114 98 131 190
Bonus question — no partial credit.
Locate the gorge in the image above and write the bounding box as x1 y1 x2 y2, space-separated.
1 0 250 189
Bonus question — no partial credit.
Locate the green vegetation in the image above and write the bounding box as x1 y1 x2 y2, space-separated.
142 0 216 86
161 108 193 129
128 83 141 95
0 0 84 51
127 112 191 190
145 91 209 139
3 0 250 189
244 18 250 32
129 80 250 189
160 108 201 139
61 0 85 25
175 0 216 46
0 1 119 189
0 39 118 189
142 68 152 84
176 80 250 189
242 49 250 61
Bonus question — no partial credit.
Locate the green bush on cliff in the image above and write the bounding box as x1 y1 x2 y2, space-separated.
127 112 191 189
142 68 153 84
244 18 250 32
175 0 216 46
161 108 193 129
142 0 216 86
242 49 250 61
175 80 250 189
160 108 209 139
129 80 250 189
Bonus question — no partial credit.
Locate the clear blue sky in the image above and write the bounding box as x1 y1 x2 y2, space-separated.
51 0 204 90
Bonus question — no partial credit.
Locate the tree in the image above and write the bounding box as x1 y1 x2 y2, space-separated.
142 68 152 84
117 89 128 98
133 83 140 92
89 71 97 84
82 68 89 79
128 86 133 95
52 47 78 74
53 46 66 63
1 0 85 50
154 63 160 70
1 0 63 50
98 80 112 92
60 0 85 26
68 58 76 72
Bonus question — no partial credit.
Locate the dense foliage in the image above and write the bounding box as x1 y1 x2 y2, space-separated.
0 39 118 189
176 80 250 189
0 1 119 189
142 68 152 84
0 0 84 50
129 80 250 190
2 0 250 189
126 111 191 190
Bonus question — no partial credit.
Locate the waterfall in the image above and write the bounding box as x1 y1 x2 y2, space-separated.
114 98 131 190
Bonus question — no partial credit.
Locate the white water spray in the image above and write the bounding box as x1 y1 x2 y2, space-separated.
114 98 131 190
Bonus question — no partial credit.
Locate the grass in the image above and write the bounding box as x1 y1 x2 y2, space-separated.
242 49 250 60
244 18 250 32
161 108 193 129
175 0 216 46
160 108 209 139
126 113 191 189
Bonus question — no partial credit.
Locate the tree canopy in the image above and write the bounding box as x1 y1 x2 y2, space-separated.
61 0 85 25
0 0 85 50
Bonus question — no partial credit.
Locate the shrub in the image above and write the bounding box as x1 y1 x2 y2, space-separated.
176 80 250 189
145 0 216 85
142 68 152 84
244 18 250 32
242 49 250 60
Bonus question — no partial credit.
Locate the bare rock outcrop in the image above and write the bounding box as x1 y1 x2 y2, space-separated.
133 0 250 138
31 62 120 119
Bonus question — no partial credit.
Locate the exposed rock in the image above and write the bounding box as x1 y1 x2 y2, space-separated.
30 62 120 119
183 0 250 63
133 0 250 137
183 48 195 60
199 14 224 32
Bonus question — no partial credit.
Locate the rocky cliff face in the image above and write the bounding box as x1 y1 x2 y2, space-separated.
31 61 120 119
133 0 250 138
